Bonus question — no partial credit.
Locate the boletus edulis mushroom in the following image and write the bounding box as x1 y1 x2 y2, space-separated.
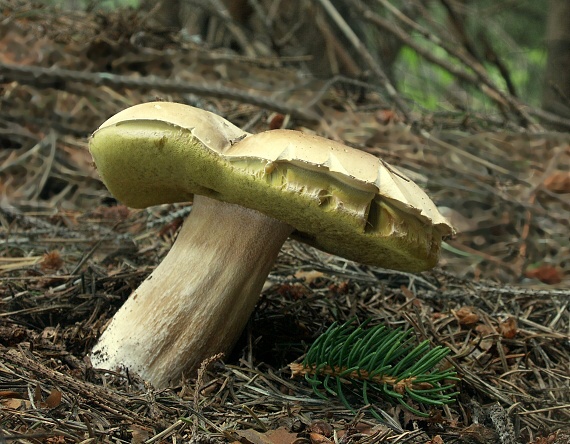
89 102 453 388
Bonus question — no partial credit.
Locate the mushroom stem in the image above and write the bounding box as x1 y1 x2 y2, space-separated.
90 195 293 388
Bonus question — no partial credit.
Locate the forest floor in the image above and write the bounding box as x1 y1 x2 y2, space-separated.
1 3 569 444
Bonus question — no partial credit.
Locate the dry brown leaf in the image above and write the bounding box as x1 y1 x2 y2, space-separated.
454 307 480 325
268 113 285 130
235 427 298 444
476 324 495 336
265 428 300 444
45 388 62 408
308 421 332 437
525 265 563 285
277 283 308 300
475 324 497 352
41 250 64 271
499 317 518 339
1 398 32 409
294 270 324 284
543 170 570 193
131 425 152 444
235 429 272 444
310 432 332 444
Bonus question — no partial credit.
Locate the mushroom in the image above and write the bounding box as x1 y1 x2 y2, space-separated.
89 102 453 388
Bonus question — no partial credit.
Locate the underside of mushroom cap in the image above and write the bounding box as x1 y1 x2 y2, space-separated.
90 102 453 272
90 102 249 208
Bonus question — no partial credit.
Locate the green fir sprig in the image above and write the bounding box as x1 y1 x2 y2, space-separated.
290 319 459 418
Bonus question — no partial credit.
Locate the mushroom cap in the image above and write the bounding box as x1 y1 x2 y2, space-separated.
90 102 453 271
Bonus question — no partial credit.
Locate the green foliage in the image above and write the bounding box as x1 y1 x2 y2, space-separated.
394 2 547 110
292 319 459 418
397 45 456 110
397 43 546 111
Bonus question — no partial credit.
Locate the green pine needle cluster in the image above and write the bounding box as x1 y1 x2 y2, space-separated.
290 319 459 418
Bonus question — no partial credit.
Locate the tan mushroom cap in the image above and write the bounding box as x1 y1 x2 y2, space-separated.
90 102 453 272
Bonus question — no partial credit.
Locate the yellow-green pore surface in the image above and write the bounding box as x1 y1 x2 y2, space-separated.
90 102 453 271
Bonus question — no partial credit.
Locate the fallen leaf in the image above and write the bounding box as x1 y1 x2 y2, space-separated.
310 432 332 444
236 427 298 444
525 265 562 285
543 170 570 193
131 425 151 444
454 307 480 325
236 429 272 444
41 250 63 271
476 324 495 336
294 270 324 284
475 324 496 352
277 283 308 300
265 428 299 444
45 389 62 408
268 113 285 130
499 317 518 339
1 398 32 409
308 421 332 437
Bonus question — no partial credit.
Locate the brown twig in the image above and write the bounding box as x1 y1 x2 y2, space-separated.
1 348 160 430
189 0 257 57
0 62 321 122
289 363 426 392
315 0 413 122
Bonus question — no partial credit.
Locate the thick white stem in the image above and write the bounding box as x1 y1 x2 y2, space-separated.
90 195 293 388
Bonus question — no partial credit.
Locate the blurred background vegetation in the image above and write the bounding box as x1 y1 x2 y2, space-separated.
34 0 554 115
